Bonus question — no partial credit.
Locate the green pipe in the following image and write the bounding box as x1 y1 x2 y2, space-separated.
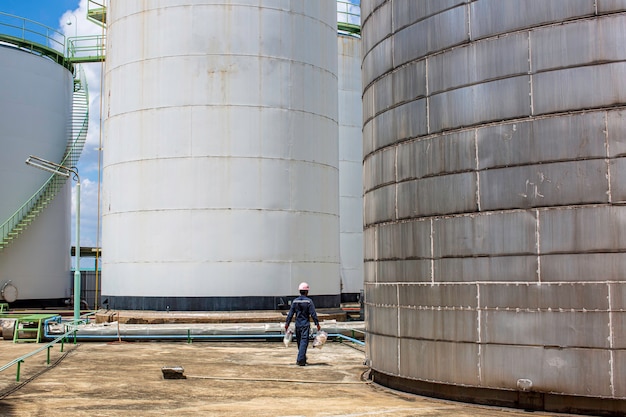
16 360 22 382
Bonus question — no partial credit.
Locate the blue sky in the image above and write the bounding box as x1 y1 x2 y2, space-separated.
1 0 103 256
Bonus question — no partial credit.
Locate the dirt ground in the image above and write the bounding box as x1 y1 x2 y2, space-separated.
0 339 581 417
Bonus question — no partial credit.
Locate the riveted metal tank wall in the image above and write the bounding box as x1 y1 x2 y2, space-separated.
337 1 363 302
102 1 340 310
362 0 626 414
0 44 73 305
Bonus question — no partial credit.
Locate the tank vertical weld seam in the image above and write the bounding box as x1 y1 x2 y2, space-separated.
536 208 541 284
528 30 534 117
466 1 472 41
425 57 430 135
394 147 399 221
474 129 481 212
607 283 615 397
605 111 612 204
396 284 400 375
476 282 482 385
429 218 434 285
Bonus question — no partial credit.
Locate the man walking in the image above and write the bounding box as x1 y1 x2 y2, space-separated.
285 282 321 366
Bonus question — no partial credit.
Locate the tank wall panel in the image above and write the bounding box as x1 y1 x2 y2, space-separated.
392 59 427 105
363 147 395 191
541 253 626 282
397 173 477 217
400 308 478 342
393 6 468 68
400 339 480 386
539 206 626 253
362 38 393 88
392 0 467 30
481 344 612 397
367 283 397 306
363 184 395 224
477 113 607 169
377 221 431 260
376 260 432 283
432 211 537 257
367 332 399 375
610 158 626 203
598 0 626 13
469 0 595 40
614 351 626 397
533 63 626 115
398 283 477 308
612 312 626 348
434 256 538 283
374 99 428 149
367 306 398 338
429 76 530 133
364 260 376 283
428 33 529 95
478 160 609 211
397 131 476 181
608 110 626 157
481 283 609 310
531 15 626 73
361 1 391 57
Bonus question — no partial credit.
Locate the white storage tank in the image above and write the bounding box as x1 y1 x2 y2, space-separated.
0 40 73 306
102 1 340 310
363 0 626 414
337 0 363 302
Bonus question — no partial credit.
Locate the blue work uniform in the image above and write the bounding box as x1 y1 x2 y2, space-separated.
285 295 320 365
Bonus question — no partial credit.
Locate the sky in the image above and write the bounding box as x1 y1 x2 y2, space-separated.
1 0 104 254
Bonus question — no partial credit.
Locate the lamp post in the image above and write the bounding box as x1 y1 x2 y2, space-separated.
65 15 77 58
25 155 81 323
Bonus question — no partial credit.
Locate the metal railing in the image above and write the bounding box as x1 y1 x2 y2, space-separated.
0 316 78 382
67 34 106 63
0 12 68 68
337 0 361 35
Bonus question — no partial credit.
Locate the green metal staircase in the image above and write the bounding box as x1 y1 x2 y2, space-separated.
0 66 90 251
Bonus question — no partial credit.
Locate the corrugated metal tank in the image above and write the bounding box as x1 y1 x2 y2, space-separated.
0 44 72 305
337 4 363 302
102 1 340 310
362 0 626 414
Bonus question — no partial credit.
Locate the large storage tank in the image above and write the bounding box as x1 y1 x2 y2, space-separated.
337 0 363 302
0 39 73 306
102 1 340 310
362 0 626 414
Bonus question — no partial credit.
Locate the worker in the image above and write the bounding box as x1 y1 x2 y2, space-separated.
285 282 321 366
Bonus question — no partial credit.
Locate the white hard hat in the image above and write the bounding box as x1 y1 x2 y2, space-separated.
298 282 310 291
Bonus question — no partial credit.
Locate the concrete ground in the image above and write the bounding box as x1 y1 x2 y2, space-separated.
0 338 583 417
